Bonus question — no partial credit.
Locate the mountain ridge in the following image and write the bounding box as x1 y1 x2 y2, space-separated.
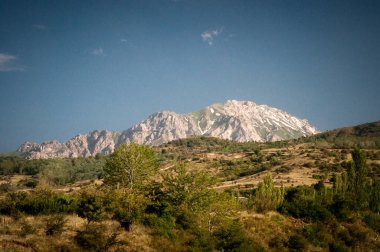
18 100 318 159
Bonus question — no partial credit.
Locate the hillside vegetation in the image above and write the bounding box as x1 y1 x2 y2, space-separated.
1 121 380 251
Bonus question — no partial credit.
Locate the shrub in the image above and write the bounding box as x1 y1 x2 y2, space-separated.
280 199 332 222
143 213 176 239
328 241 350 252
214 220 254 252
45 215 66 236
74 223 122 251
287 234 308 251
269 236 286 250
77 190 105 222
364 213 380 232
0 182 12 193
303 223 331 247
18 221 36 238
23 179 38 188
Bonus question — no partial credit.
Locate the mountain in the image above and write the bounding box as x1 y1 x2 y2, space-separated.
18 100 318 159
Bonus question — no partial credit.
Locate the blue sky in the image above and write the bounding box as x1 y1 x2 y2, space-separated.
1 0 380 152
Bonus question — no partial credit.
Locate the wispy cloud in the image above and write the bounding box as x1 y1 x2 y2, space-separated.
201 27 224 46
120 38 137 48
91 48 105 56
33 24 47 30
0 53 24 72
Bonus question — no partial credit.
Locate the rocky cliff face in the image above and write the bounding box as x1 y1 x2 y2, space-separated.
18 100 318 159
189 100 317 142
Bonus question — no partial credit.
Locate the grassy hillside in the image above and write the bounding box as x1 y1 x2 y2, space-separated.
1 121 380 251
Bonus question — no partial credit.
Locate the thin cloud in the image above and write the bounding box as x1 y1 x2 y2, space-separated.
120 38 137 48
201 27 224 46
33 24 47 30
91 48 105 56
0 53 24 72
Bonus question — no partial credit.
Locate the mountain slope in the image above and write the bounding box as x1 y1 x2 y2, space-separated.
18 100 318 159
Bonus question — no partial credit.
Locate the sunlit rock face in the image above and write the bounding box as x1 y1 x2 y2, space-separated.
18 100 318 159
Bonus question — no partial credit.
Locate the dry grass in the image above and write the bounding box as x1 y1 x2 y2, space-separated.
240 211 304 251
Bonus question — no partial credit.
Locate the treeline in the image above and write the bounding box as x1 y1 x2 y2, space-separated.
0 155 106 186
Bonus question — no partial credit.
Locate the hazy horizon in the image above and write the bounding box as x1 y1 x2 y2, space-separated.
1 0 380 152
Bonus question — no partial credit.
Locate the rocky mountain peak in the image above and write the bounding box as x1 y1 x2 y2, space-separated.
18 100 318 159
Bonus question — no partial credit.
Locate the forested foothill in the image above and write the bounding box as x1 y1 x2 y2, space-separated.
1 122 380 251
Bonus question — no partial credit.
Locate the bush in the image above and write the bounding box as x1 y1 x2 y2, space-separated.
0 182 12 193
280 199 332 222
18 221 36 238
287 234 308 251
328 241 350 252
364 213 380 232
74 223 122 251
214 220 254 252
77 190 105 222
45 215 66 236
23 179 38 188
143 213 176 239
303 223 331 247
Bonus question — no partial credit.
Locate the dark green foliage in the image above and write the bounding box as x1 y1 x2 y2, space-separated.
214 220 254 252
303 121 380 149
330 197 352 220
23 179 38 188
287 234 308 251
281 199 332 222
280 186 332 222
77 190 105 222
269 236 286 250
45 215 66 236
106 188 146 231
328 242 350 252
364 213 380 232
143 213 176 239
166 136 260 154
303 223 332 247
370 180 380 213
74 223 122 251
0 189 77 216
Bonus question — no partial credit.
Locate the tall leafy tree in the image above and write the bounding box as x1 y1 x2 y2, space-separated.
104 143 158 189
254 173 284 212
370 180 380 213
347 149 369 209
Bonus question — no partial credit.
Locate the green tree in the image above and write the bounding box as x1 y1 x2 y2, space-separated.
161 163 216 211
370 180 380 213
347 149 369 209
104 143 158 189
254 173 284 212
77 189 105 222
333 171 348 197
107 188 146 231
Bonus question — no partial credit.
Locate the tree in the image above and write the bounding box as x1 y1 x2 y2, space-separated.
107 188 146 231
77 189 105 222
104 143 158 189
254 173 284 212
370 180 380 213
160 163 216 211
347 149 369 209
